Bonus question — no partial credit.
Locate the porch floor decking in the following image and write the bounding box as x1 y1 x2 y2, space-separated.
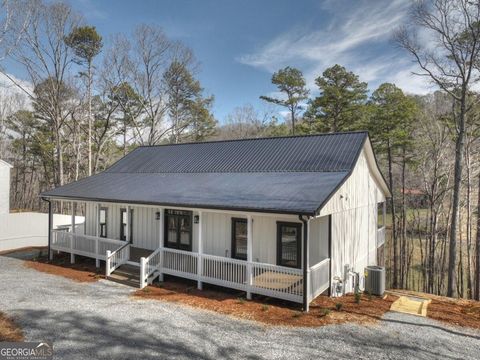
129 247 153 263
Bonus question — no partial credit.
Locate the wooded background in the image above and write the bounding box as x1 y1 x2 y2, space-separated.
0 0 479 300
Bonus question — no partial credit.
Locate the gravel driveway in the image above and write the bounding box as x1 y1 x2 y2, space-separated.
0 254 479 360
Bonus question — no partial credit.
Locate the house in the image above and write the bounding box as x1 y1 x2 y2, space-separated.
0 159 13 215
41 131 389 311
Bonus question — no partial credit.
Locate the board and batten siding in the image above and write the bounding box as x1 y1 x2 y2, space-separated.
0 161 12 215
318 144 386 293
83 202 330 266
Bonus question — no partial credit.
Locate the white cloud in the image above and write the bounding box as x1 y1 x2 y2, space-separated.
0 72 33 110
237 0 434 95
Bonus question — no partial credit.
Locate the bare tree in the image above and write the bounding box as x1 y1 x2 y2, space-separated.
3 1 81 187
395 0 480 297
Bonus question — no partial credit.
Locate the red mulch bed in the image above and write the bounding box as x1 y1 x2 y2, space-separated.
0 312 23 341
22 252 104 283
133 279 397 327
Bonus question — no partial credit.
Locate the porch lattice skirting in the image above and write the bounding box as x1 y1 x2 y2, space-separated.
52 230 330 304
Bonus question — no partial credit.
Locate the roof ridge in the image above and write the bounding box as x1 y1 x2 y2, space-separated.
137 130 368 148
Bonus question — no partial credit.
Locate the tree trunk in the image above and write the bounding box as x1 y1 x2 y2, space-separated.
290 107 295 135
88 60 93 176
447 96 466 298
475 171 480 300
387 140 398 288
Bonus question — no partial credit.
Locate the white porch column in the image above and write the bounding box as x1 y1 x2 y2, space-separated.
70 202 76 264
197 211 203 290
95 203 100 268
48 200 53 261
126 205 131 243
304 219 311 312
246 214 253 300
158 208 164 282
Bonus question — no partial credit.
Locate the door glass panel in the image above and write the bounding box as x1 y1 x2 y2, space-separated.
233 219 247 260
100 209 106 224
167 216 177 245
179 216 191 246
280 225 299 267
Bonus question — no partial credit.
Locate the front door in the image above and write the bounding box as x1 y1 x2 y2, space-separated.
165 209 192 251
120 208 133 241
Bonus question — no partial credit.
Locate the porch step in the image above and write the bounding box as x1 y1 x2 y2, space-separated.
108 264 140 288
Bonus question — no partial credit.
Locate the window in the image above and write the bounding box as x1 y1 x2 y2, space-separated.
164 209 192 251
99 208 108 238
277 222 301 268
231 218 247 260
120 208 133 241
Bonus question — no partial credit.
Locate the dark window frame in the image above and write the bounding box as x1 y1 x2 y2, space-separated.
99 207 108 238
231 217 248 260
276 221 302 269
120 208 133 242
164 209 193 251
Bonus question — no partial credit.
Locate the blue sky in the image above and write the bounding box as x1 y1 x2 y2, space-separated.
4 0 435 122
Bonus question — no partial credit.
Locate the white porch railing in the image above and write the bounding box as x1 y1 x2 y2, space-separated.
308 258 330 301
106 242 130 276
139 247 324 304
251 262 303 303
201 254 248 291
51 230 125 261
377 226 386 247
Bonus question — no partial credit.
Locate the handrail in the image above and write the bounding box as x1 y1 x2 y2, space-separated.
109 241 130 257
144 246 162 263
310 257 330 272
106 242 130 276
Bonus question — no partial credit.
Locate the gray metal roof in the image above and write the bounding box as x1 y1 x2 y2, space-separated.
106 131 367 173
42 132 368 215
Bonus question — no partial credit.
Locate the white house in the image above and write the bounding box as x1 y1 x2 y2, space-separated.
0 159 12 214
41 131 389 311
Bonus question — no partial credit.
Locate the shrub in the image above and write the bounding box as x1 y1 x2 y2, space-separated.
354 292 362 304
335 302 343 311
292 311 302 318
322 308 331 317
237 297 245 304
262 304 269 311
142 287 151 293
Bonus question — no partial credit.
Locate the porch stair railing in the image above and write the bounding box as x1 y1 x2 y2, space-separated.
106 242 131 277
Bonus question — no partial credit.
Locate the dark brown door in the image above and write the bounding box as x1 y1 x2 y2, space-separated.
164 210 192 251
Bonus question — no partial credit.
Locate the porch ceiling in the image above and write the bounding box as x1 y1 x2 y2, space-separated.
41 171 348 215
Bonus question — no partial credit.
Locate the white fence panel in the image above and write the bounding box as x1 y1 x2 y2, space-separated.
308 258 330 301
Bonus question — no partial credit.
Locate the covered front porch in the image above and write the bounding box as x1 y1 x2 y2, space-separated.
47 199 331 310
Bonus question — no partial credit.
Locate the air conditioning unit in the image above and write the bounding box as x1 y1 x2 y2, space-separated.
364 266 385 296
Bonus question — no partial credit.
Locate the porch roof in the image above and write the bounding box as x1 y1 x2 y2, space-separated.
41 171 348 215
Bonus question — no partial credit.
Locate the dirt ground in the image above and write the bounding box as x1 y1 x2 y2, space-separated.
21 250 104 283
0 312 23 341
133 279 397 327
388 289 480 329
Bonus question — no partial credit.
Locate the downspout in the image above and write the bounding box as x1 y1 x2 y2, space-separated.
299 215 311 312
41 197 52 259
